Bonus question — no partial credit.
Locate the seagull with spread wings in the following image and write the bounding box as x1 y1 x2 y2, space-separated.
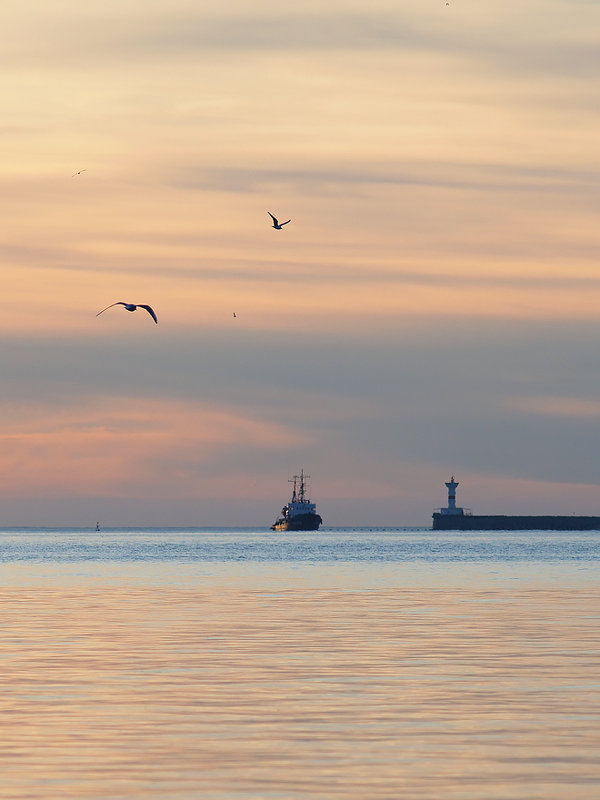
96 302 158 324
267 211 291 230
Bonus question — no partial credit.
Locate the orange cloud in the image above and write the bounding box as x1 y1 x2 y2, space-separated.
512 396 600 419
0 397 307 497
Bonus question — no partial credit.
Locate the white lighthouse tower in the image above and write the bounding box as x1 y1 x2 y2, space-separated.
440 476 464 516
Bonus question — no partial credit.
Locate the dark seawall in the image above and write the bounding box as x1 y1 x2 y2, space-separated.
432 514 600 531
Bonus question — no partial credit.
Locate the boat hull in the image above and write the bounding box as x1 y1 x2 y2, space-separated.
271 513 322 532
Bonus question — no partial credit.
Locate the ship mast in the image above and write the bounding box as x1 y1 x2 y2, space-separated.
289 469 310 503
288 473 298 502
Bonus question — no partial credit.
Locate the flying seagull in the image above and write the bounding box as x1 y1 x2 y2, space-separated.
267 211 291 230
72 169 86 177
96 302 158 324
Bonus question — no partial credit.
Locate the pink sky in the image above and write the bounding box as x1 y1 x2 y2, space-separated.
1 0 600 524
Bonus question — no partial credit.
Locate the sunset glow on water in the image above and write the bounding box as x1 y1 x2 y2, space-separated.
1 529 598 799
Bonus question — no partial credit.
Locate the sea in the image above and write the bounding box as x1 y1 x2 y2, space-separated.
1 526 599 800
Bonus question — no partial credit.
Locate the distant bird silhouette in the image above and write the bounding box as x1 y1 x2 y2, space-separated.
72 169 86 177
268 211 291 230
233 312 237 318
96 302 158 324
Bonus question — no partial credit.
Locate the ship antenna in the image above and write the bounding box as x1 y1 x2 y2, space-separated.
289 473 297 502
299 469 310 502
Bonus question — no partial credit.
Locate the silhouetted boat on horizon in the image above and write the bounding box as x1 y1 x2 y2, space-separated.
271 470 322 531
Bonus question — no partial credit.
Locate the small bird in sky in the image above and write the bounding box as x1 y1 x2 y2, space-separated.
96 302 158 324
233 312 237 318
71 169 86 177
267 211 291 230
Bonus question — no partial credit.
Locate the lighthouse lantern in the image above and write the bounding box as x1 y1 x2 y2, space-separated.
440 475 464 516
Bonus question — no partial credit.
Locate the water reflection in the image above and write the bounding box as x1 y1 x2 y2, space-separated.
1 529 599 798
1 585 599 799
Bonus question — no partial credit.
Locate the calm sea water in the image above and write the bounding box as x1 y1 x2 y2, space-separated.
1 527 599 799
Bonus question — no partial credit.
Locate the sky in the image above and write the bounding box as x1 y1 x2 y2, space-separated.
1 0 600 526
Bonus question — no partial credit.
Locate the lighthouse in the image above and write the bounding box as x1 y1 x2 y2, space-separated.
440 476 464 516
